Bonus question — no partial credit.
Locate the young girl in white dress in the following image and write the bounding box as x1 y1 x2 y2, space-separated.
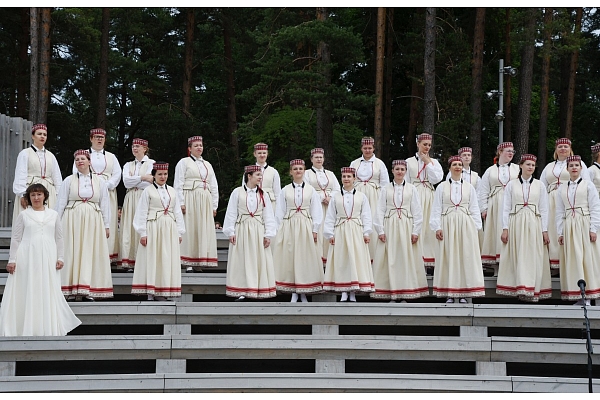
12 123 62 225
556 155 600 305
406 133 444 269
56 150 112 300
478 142 520 274
72 128 122 264
132 162 186 301
496 154 551 302
371 160 428 302
349 137 389 260
430 155 483 303
0 184 81 336
174 136 219 273
224 165 277 301
249 143 281 210
119 138 155 270
540 138 591 271
323 167 374 302
303 148 340 265
273 159 324 302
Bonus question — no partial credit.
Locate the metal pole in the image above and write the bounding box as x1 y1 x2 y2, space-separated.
499 59 504 144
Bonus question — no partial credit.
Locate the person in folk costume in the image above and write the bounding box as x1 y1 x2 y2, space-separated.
245 143 281 210
303 148 341 265
540 138 592 273
588 143 600 196
556 155 600 306
174 136 219 273
371 160 429 302
349 137 389 261
477 142 520 275
56 150 112 301
323 167 375 302
12 123 63 225
71 128 122 265
0 184 81 336
119 138 155 271
224 165 277 301
430 155 484 303
406 133 444 270
496 154 552 302
273 159 324 303
132 162 186 301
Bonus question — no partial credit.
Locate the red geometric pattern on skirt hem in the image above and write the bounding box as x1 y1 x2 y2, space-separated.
423 257 435 267
181 256 218 267
226 286 277 299
549 259 559 269
496 286 552 302
370 288 430 300
323 281 374 293
481 254 500 265
109 253 119 262
119 259 135 268
433 286 485 298
561 288 600 300
132 285 181 297
276 281 324 294
62 285 114 298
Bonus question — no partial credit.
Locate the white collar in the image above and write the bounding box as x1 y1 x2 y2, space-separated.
32 144 45 152
245 184 258 192
360 155 375 162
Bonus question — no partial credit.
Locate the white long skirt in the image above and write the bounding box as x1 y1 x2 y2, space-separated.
546 190 561 269
354 182 379 261
481 190 503 265
415 185 436 267
107 189 119 262
371 214 429 300
119 188 143 269
273 212 323 294
433 211 484 298
132 216 182 297
496 210 552 302
180 187 218 268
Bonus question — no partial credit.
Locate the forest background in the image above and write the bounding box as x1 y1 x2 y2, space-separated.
1 7 599 223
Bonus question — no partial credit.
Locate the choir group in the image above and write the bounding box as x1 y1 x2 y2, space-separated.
2 123 600 336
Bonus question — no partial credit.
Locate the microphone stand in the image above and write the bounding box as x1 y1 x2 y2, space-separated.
579 280 594 393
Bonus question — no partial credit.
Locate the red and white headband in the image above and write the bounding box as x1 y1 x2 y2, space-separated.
311 148 324 156
458 147 472 155
245 165 262 174
448 155 462 164
254 143 268 151
32 123 47 133
188 136 203 145
132 138 148 147
90 128 106 137
392 159 407 167
290 159 305 166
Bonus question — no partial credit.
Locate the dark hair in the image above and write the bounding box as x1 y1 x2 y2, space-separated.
26 183 49 206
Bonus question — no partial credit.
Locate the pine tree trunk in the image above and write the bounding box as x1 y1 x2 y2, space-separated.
223 10 239 167
316 7 334 169
96 7 110 129
16 8 29 117
38 7 51 124
469 8 485 174
423 7 436 135
29 7 39 122
382 8 394 163
538 8 553 173
504 8 512 142
514 8 537 159
374 7 386 156
182 8 194 118
564 8 582 140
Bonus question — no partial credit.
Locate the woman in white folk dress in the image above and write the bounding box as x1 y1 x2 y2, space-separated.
371 160 428 302
406 133 444 270
0 184 81 336
72 128 122 265
496 154 551 302
588 143 600 196
12 123 62 225
303 148 340 265
556 155 600 306
274 159 324 302
56 150 112 301
349 137 389 260
174 136 219 273
224 165 277 301
248 143 281 210
477 142 520 274
119 138 155 270
540 138 591 272
323 167 374 302
132 162 185 301
430 155 484 303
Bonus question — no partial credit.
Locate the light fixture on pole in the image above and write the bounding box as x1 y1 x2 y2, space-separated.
497 59 517 144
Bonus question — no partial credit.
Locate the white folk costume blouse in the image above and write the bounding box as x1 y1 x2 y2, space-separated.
323 188 373 239
349 155 389 190
275 182 323 232
555 178 600 236
71 148 122 190
13 145 63 197
223 185 277 239
132 183 185 237
406 154 444 190
55 173 111 228
374 181 423 236
122 156 155 191
502 177 549 231
303 167 340 200
174 155 219 210
430 178 482 232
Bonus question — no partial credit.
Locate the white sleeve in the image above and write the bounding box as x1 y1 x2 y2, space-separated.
411 187 423 235
445 171 451 181
55 175 71 218
133 189 150 237
223 188 239 238
8 212 24 263
323 195 337 239
173 159 186 206
429 184 443 232
122 162 140 189
272 169 281 200
588 183 600 233
53 210 64 262
360 193 372 236
72 161 77 176
137 160 155 190
12 150 29 197
373 186 387 236
469 184 482 230
555 190 565 237
208 162 219 210
330 171 341 195
274 189 287 229
539 183 549 232
477 168 491 212
501 181 513 230
262 194 277 239
540 165 549 189
581 160 592 182
310 189 323 232
426 159 444 185
107 154 122 190
378 160 390 187
173 193 186 236
50 154 63 195
98 179 111 229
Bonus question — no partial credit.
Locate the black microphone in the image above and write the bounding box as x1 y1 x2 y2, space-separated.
578 279 587 295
